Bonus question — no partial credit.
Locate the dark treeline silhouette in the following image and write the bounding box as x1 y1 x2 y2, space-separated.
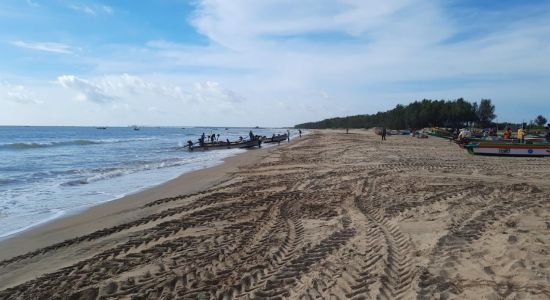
295 98 496 129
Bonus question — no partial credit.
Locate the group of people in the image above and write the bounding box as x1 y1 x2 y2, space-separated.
198 132 221 146
195 129 302 147
516 125 550 142
502 127 525 142
454 125 550 143
482 128 499 137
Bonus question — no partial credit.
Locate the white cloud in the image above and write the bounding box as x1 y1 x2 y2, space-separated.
190 0 421 50
4 1 550 126
101 5 113 14
56 74 245 110
10 41 74 54
0 82 42 104
192 81 244 105
26 0 40 7
57 75 115 103
69 3 113 16
102 73 188 101
147 106 167 114
171 0 550 123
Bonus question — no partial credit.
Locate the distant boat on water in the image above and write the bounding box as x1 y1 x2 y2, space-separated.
96 127 107 130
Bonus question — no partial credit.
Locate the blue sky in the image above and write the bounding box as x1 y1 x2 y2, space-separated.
1 0 549 126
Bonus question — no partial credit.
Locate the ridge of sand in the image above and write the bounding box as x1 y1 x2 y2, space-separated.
0 130 549 299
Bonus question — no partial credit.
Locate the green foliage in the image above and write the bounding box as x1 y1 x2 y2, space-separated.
295 98 479 129
476 99 496 126
535 115 547 127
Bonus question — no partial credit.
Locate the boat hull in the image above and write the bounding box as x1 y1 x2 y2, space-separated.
465 143 550 157
189 140 261 151
261 134 288 143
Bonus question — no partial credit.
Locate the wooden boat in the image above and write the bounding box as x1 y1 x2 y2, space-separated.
261 134 288 143
430 127 452 139
456 137 547 149
463 141 550 156
188 139 261 151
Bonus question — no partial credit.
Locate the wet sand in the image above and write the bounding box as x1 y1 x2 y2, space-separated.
0 130 549 299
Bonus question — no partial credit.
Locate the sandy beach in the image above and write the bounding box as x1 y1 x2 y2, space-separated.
0 130 549 299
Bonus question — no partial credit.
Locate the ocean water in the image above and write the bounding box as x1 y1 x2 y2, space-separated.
0 126 293 239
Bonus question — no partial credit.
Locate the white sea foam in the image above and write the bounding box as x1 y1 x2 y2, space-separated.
0 126 288 238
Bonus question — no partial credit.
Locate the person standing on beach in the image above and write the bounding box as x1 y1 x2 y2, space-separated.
200 132 206 146
382 127 387 141
517 127 525 143
287 130 290 142
249 130 255 141
504 127 511 139
299 129 302 137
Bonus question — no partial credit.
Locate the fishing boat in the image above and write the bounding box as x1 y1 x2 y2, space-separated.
463 141 550 156
456 137 511 148
456 136 547 149
430 127 452 139
261 134 288 143
187 139 261 151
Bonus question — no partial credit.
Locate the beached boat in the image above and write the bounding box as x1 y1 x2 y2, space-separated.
456 137 547 149
463 141 550 156
456 137 512 148
430 127 452 139
188 139 261 151
261 134 288 143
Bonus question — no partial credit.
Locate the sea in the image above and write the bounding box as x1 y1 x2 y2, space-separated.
0 126 294 239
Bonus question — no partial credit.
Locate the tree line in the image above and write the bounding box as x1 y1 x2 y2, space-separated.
295 98 500 129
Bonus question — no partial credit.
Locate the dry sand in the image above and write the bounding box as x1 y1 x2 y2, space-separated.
0 130 549 299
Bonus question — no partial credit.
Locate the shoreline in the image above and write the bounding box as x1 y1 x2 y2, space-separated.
0 149 243 241
0 141 279 262
1 130 549 298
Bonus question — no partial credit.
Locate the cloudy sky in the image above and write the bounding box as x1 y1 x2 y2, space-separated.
1 0 549 127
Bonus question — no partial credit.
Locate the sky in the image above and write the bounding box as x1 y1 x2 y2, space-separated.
0 0 549 127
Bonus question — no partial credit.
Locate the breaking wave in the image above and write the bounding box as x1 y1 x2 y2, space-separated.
59 156 210 187
0 137 157 150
